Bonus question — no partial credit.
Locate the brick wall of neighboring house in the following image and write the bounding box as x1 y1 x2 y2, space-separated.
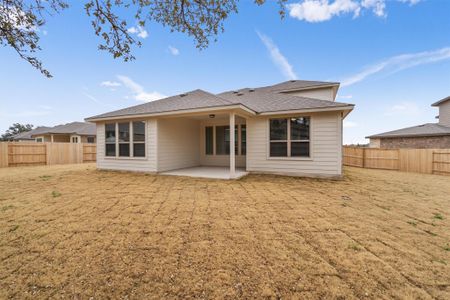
379 136 450 149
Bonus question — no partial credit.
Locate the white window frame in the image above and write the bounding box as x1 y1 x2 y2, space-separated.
35 137 44 143
105 121 147 159
268 116 312 160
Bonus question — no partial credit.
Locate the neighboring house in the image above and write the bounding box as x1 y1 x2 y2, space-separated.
367 96 450 149
12 122 96 143
11 126 52 141
85 80 354 179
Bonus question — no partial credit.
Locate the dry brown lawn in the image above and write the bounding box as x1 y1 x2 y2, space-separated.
0 164 449 299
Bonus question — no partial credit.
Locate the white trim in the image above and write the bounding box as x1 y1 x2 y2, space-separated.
105 120 147 160
86 105 256 122
275 83 340 93
229 112 236 178
259 105 354 116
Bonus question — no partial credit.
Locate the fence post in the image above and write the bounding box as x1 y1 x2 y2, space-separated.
362 147 366 168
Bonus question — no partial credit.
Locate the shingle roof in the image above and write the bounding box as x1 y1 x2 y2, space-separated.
431 96 450 107
31 122 96 136
87 89 236 120
258 80 339 92
86 81 353 121
218 89 351 113
366 123 450 139
12 126 51 140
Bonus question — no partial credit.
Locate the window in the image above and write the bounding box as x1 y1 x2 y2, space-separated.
269 117 310 158
205 126 213 155
71 136 79 143
35 137 43 143
105 123 116 156
241 125 246 155
87 136 95 143
133 121 145 157
105 121 146 158
206 125 246 156
118 122 130 157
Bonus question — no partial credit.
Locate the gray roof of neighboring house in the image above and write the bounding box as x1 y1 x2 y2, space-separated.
86 81 353 120
366 123 450 139
12 126 52 140
218 89 351 113
431 96 450 107
31 122 96 137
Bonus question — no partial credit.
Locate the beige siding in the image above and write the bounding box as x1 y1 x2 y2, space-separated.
246 112 343 177
157 118 200 172
438 101 450 127
96 120 157 172
283 87 335 101
199 117 246 168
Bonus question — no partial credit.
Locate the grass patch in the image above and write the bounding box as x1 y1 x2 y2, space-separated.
407 220 417 227
433 213 444 220
444 245 450 252
9 225 19 232
52 191 61 198
348 243 361 251
39 175 52 181
1 205 15 212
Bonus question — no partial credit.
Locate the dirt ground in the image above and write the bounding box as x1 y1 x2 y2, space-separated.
0 164 449 299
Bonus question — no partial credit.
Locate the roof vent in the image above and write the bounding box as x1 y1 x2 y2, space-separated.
180 93 187 97
290 80 296 83
236 92 244 96
249 89 255 92
232 91 238 94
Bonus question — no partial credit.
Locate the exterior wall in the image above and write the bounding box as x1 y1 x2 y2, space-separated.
80 136 96 143
438 101 450 127
379 136 450 149
96 120 157 172
199 117 246 168
369 138 381 148
246 111 343 178
282 87 335 101
157 118 200 172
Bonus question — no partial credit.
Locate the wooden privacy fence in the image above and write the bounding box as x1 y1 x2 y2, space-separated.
343 146 450 175
0 142 96 168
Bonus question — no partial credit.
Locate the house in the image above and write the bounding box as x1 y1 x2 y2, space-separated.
11 126 52 141
85 80 354 179
12 122 96 143
367 96 450 149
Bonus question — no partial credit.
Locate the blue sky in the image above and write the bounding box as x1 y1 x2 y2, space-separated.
1 0 449 144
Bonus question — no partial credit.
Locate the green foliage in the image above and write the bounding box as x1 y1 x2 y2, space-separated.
52 191 61 198
407 220 417 227
433 213 444 220
1 0 286 77
0 123 34 141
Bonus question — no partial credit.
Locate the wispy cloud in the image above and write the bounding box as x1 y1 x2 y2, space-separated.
116 75 166 102
343 120 358 128
100 81 121 87
128 26 148 39
338 94 353 99
256 31 297 80
384 101 420 116
340 47 450 87
168 46 180 56
287 0 421 23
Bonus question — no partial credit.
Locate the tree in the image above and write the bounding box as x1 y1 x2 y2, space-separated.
0 0 286 78
1 123 34 141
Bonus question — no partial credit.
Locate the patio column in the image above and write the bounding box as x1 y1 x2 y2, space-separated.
51 134 54 143
229 112 236 178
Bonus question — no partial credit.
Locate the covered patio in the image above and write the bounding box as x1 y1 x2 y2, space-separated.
160 166 248 180
155 108 251 179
